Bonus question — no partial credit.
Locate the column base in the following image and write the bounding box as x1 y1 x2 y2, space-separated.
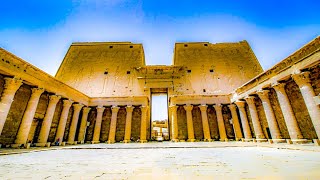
291 139 308 144
11 143 31 149
140 140 148 143
61 142 66 146
107 140 115 144
187 139 196 142
35 142 51 147
171 139 179 142
204 139 213 142
179 140 186 142
256 139 268 142
242 138 254 142
235 138 243 141
123 140 131 143
313 139 320 146
272 139 286 143
78 141 85 144
67 141 77 145
91 141 100 144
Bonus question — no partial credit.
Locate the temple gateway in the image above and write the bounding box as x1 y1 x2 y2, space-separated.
0 36 319 148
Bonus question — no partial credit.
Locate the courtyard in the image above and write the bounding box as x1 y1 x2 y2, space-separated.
1 142 320 179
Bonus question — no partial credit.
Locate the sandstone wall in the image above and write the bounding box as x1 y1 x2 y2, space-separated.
192 106 204 140
172 41 263 96
115 107 126 142
177 106 187 140
207 106 219 140
55 43 146 97
131 107 141 141
100 108 111 142
222 106 235 139
86 110 97 142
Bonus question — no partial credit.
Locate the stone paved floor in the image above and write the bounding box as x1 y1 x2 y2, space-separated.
0 142 320 179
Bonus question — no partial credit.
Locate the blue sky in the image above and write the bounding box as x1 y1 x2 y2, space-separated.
0 0 319 75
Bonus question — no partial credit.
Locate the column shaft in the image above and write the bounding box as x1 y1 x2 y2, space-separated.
228 104 243 140
235 101 252 139
140 106 148 143
292 72 320 139
183 105 195 141
55 100 73 144
257 90 282 139
124 106 134 143
273 83 304 139
67 103 84 144
77 107 91 143
92 106 105 143
199 105 212 141
37 95 61 146
170 105 178 142
214 104 227 141
0 77 23 135
14 88 44 145
107 106 119 143
245 96 266 139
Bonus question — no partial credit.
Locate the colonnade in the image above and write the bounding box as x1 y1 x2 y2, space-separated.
234 72 319 142
0 77 149 147
170 104 236 142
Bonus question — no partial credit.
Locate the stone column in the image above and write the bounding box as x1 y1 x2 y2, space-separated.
183 104 195 142
0 77 23 135
140 106 148 143
199 105 212 141
77 107 91 143
36 95 61 146
67 103 84 144
213 104 227 141
14 88 44 146
92 106 105 143
235 101 252 140
169 105 179 142
273 83 305 142
244 96 266 140
107 106 119 144
55 99 73 144
292 72 320 139
124 106 134 143
257 90 284 141
228 104 243 141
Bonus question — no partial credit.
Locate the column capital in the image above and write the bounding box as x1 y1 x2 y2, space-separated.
62 99 74 108
213 104 222 111
49 95 61 104
3 77 23 92
183 104 193 111
82 107 91 114
97 106 105 113
73 103 84 112
228 104 237 111
31 87 45 97
292 72 311 88
257 89 270 101
272 82 286 93
111 106 120 113
126 105 134 112
244 96 256 105
235 101 246 108
199 104 208 111
169 105 178 112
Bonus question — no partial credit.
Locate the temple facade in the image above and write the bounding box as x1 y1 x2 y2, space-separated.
0 36 319 147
